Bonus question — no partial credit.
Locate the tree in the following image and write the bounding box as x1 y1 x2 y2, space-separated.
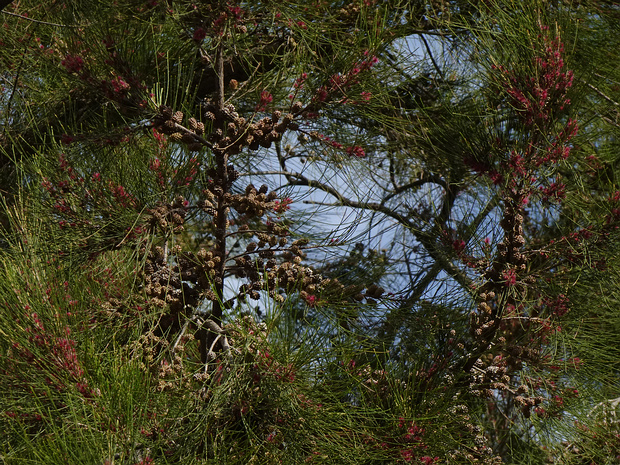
1 1 620 464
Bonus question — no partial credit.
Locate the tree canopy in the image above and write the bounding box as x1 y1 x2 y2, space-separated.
1 1 620 464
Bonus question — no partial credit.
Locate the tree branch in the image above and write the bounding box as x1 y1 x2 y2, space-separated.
285 169 472 291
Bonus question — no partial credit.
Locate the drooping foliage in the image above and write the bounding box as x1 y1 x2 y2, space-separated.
1 1 620 464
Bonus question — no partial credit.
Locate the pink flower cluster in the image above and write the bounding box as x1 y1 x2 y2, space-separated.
212 4 245 34
61 54 84 74
396 418 438 463
193 27 206 42
478 27 579 205
534 118 578 167
544 294 570 317
496 32 573 127
294 72 308 89
255 90 273 111
502 268 518 286
14 312 94 397
312 52 378 104
312 133 367 157
303 293 316 307
540 181 566 202
43 153 142 232
251 350 296 385
273 197 292 213
109 181 137 209
110 76 130 94
346 145 366 157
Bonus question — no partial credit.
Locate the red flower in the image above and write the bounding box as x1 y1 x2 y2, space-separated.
61 55 84 73
61 134 75 145
452 239 466 254
502 268 517 286
274 197 292 213
193 27 206 42
420 457 439 465
315 88 328 102
110 77 130 94
255 91 273 111
345 145 366 157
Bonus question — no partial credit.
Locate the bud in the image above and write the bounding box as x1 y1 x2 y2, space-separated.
229 79 239 90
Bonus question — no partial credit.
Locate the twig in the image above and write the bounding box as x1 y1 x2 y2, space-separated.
421 34 445 81
172 318 190 355
2 10 84 27
380 172 447 206
584 81 620 106
216 44 225 111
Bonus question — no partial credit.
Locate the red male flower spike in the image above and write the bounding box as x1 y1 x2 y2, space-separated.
255 91 273 111
346 145 366 157
273 197 292 213
193 27 206 42
502 268 517 286
61 55 84 74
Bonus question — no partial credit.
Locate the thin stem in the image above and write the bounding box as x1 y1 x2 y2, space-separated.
2 9 83 27
421 34 445 81
216 44 225 111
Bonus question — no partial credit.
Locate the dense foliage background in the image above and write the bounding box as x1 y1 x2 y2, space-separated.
1 0 620 463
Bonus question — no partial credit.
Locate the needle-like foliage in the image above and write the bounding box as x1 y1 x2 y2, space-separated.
1 1 620 464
